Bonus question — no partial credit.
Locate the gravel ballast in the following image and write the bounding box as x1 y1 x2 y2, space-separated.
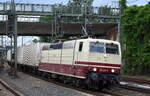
0 82 15 96
0 71 93 96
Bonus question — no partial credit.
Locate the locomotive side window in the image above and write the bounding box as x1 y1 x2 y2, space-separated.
79 42 83 52
63 41 75 49
89 42 104 53
106 43 119 54
50 43 63 50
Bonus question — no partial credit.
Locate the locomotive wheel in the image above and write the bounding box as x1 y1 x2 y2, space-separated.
85 76 103 90
75 79 84 88
63 79 68 84
38 71 43 76
85 78 93 89
47 73 51 80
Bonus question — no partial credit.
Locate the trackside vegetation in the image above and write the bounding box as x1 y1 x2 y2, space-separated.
121 4 150 75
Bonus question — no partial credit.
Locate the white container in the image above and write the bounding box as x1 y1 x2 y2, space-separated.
17 43 50 67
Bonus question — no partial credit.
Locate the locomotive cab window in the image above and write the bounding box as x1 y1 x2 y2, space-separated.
89 42 104 53
106 43 119 55
79 42 83 52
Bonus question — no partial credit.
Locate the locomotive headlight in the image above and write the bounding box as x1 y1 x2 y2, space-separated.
93 68 97 72
111 69 115 73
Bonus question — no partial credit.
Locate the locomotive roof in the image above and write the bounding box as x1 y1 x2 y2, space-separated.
64 38 120 45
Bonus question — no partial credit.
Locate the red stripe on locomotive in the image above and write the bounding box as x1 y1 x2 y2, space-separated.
39 62 121 78
75 61 121 67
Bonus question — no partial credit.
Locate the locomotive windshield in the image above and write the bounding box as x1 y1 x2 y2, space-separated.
89 42 104 53
106 43 119 54
89 42 119 55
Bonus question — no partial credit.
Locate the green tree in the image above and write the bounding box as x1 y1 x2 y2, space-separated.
39 36 52 42
122 5 150 75
40 16 53 23
119 0 127 13
67 0 94 14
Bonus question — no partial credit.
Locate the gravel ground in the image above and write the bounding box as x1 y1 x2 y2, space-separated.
110 87 150 96
0 83 15 96
0 71 93 96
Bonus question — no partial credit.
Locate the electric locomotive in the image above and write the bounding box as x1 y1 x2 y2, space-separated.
7 38 121 90
39 38 121 89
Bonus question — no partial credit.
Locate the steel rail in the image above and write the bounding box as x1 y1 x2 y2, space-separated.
123 76 150 85
102 89 124 96
0 78 25 96
119 84 150 94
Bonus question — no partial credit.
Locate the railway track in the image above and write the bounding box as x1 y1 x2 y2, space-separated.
0 78 25 96
24 72 106 96
3 70 149 96
121 76 150 94
102 89 124 96
103 83 150 96
2 69 150 96
23 71 127 96
123 76 150 85
19 69 150 96
119 83 150 94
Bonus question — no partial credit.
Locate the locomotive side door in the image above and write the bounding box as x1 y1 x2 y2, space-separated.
73 41 88 78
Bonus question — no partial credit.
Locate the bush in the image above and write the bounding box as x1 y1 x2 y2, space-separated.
121 5 150 75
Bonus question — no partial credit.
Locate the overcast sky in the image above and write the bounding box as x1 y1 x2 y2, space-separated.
0 0 149 6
